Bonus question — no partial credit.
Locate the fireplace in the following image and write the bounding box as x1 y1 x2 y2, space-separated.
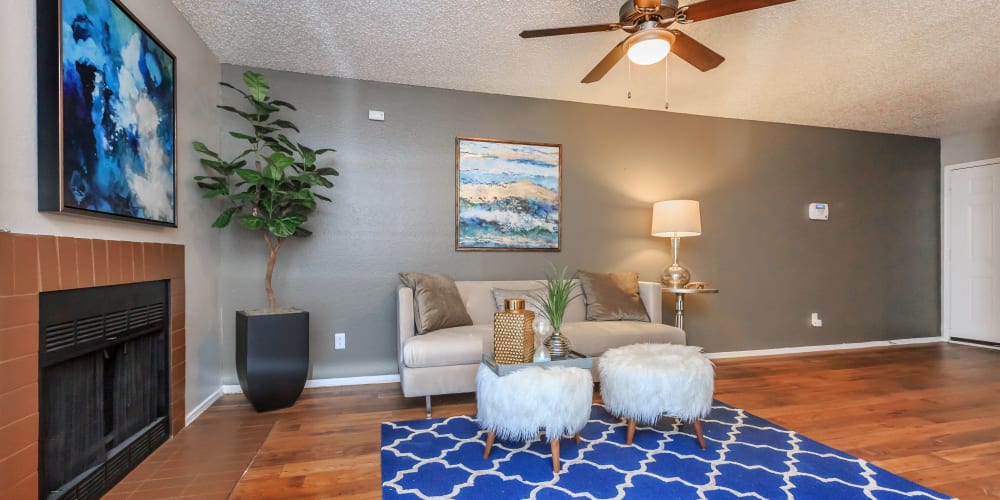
39 281 170 499
0 234 185 499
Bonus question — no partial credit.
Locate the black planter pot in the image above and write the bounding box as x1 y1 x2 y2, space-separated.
236 309 309 412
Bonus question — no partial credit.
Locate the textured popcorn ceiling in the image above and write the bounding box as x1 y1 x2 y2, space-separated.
171 0 1000 138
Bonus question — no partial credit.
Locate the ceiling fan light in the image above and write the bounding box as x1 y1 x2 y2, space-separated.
625 30 675 66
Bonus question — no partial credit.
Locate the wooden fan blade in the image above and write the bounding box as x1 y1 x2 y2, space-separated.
581 40 627 83
682 0 794 22
670 31 725 71
520 23 622 38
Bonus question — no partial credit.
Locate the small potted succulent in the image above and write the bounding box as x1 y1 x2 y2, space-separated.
192 71 338 411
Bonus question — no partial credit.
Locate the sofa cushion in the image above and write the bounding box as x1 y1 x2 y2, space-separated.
399 272 473 334
577 271 650 322
402 324 492 368
559 321 684 357
456 280 587 325
491 287 545 315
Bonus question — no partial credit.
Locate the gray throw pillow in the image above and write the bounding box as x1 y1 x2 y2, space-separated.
577 271 650 322
399 272 473 334
491 287 545 316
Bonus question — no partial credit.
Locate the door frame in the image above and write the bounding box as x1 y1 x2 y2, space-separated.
941 156 1000 341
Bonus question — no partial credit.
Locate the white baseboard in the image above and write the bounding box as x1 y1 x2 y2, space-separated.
705 336 945 360
214 338 949 397
185 387 223 426
948 340 1000 351
221 373 401 395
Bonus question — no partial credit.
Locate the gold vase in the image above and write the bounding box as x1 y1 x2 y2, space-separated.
493 298 535 364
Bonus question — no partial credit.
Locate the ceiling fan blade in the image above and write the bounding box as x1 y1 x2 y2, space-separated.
681 0 794 22
581 40 627 83
670 31 725 71
520 23 622 38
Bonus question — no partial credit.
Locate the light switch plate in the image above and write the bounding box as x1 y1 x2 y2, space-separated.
368 110 385 121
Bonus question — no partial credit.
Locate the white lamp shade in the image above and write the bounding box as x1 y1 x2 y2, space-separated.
651 200 701 237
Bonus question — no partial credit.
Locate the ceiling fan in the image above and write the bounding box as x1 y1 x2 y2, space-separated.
520 0 795 83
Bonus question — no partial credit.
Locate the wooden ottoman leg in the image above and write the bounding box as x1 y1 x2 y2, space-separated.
551 439 561 473
483 430 496 459
693 419 706 450
574 432 581 444
626 419 637 445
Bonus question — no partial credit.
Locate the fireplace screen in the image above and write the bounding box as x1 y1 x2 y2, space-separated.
39 281 170 499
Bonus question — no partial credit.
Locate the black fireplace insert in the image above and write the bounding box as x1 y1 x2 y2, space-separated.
38 280 170 500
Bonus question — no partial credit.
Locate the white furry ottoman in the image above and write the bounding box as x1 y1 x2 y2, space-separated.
476 364 593 472
599 343 714 449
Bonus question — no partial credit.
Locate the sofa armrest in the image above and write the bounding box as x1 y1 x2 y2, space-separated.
638 281 663 324
397 285 416 363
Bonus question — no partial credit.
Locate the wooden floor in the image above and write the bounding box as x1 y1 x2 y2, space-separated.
138 343 1000 499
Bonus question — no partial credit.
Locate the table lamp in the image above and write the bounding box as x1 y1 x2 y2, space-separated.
651 200 701 288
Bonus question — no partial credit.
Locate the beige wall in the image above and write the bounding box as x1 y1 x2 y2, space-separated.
941 126 1000 165
218 66 942 384
0 0 224 416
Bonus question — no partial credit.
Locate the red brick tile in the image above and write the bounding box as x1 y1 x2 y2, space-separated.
107 240 123 284
76 238 95 288
36 236 60 292
0 324 37 361
93 239 109 286
0 383 37 429
0 413 38 456
172 344 186 365
134 243 145 282
11 236 39 295
6 471 37 500
146 243 164 280
0 442 37 486
122 242 136 283
0 353 38 394
171 311 186 332
164 244 184 279
171 330 186 350
56 237 78 289
0 233 14 297
0 295 38 329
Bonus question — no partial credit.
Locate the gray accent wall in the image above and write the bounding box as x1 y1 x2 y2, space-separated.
941 126 1000 165
218 65 941 383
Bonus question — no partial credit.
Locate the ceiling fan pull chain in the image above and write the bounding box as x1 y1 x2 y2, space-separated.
627 59 633 100
664 56 670 110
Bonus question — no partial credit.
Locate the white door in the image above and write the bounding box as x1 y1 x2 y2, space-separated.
948 162 1000 343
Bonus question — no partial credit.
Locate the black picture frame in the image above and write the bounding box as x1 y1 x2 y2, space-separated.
37 0 178 227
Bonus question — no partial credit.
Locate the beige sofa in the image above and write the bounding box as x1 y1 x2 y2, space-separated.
397 280 686 416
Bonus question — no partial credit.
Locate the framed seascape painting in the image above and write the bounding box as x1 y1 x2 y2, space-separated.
455 137 562 251
37 0 177 226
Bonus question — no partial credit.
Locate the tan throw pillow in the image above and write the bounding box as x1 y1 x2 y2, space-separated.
577 271 650 322
399 272 473 334
491 287 545 316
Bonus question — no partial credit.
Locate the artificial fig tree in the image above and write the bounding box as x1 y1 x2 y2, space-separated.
192 71 337 310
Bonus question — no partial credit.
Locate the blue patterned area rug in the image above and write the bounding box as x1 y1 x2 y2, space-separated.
381 402 952 499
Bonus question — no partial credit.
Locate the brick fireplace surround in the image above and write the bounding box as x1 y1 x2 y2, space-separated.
0 233 186 499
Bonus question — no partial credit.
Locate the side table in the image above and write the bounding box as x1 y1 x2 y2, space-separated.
663 287 719 330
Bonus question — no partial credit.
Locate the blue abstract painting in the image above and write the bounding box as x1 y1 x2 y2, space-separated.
60 0 176 224
456 138 561 250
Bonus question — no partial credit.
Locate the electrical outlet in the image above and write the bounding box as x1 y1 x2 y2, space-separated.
810 313 823 328
334 332 346 350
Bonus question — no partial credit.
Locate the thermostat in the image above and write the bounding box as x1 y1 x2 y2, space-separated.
808 203 829 220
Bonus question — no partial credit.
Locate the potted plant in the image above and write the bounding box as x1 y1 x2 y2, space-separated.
531 266 581 359
192 71 338 411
